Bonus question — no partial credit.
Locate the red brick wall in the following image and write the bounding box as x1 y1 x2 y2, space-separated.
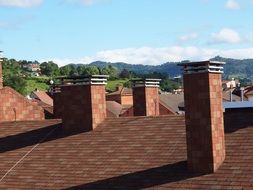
184 72 225 173
159 103 174 115
106 94 133 106
0 62 3 89
90 85 107 128
133 86 159 116
61 84 106 132
53 92 63 119
121 95 133 105
106 94 121 104
0 87 44 122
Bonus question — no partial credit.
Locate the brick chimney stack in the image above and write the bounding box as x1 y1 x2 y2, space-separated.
0 51 3 89
58 75 108 133
179 61 226 174
132 79 160 116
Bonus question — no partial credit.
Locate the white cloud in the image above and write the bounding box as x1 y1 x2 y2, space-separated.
179 33 198 42
65 0 107 6
0 0 43 8
43 46 253 67
225 0 240 10
246 33 253 42
211 28 241 44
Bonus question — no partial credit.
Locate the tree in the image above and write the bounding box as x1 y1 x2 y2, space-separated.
160 79 180 92
119 69 130 79
123 80 132 88
40 61 60 76
4 75 27 95
2 58 27 95
100 65 119 79
84 66 100 75
60 65 72 76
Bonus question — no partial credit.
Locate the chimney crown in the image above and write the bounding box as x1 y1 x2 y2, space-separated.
132 78 161 88
57 75 109 86
178 61 225 75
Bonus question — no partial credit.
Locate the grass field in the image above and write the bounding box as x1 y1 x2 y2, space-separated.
106 79 128 91
25 79 49 95
24 78 128 95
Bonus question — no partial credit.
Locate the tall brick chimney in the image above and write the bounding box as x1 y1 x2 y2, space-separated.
58 75 108 133
0 51 3 89
132 79 160 116
178 61 226 174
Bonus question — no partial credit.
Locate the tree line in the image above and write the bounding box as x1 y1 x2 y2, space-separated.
1 58 182 95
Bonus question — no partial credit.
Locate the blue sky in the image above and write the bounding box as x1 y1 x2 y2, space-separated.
0 0 253 66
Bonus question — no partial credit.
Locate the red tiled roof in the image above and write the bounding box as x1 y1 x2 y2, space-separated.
244 86 253 98
31 91 53 106
223 89 243 102
159 93 184 113
0 116 252 189
106 101 123 117
31 99 54 119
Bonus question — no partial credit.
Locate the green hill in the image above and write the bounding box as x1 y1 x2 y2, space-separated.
84 57 253 79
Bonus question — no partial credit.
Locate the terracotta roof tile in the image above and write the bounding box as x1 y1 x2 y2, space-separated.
159 93 184 113
223 89 243 102
106 101 123 117
31 91 53 106
0 115 252 189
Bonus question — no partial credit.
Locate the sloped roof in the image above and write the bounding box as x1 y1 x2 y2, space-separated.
106 101 123 117
32 99 54 115
222 89 245 102
244 86 253 98
32 91 53 106
0 115 252 189
159 93 184 113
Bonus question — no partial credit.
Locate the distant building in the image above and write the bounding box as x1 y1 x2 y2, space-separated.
107 86 184 116
106 85 133 106
23 63 41 72
222 78 238 90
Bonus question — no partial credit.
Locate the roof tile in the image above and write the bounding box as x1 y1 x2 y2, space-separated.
0 115 252 189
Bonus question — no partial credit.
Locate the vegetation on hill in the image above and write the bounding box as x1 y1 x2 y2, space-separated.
2 59 27 95
210 56 253 79
2 56 253 95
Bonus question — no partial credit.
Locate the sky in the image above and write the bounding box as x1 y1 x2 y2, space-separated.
0 0 253 66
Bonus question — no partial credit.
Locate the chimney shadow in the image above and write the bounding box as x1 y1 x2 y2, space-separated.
65 160 201 190
224 108 253 133
0 121 90 153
